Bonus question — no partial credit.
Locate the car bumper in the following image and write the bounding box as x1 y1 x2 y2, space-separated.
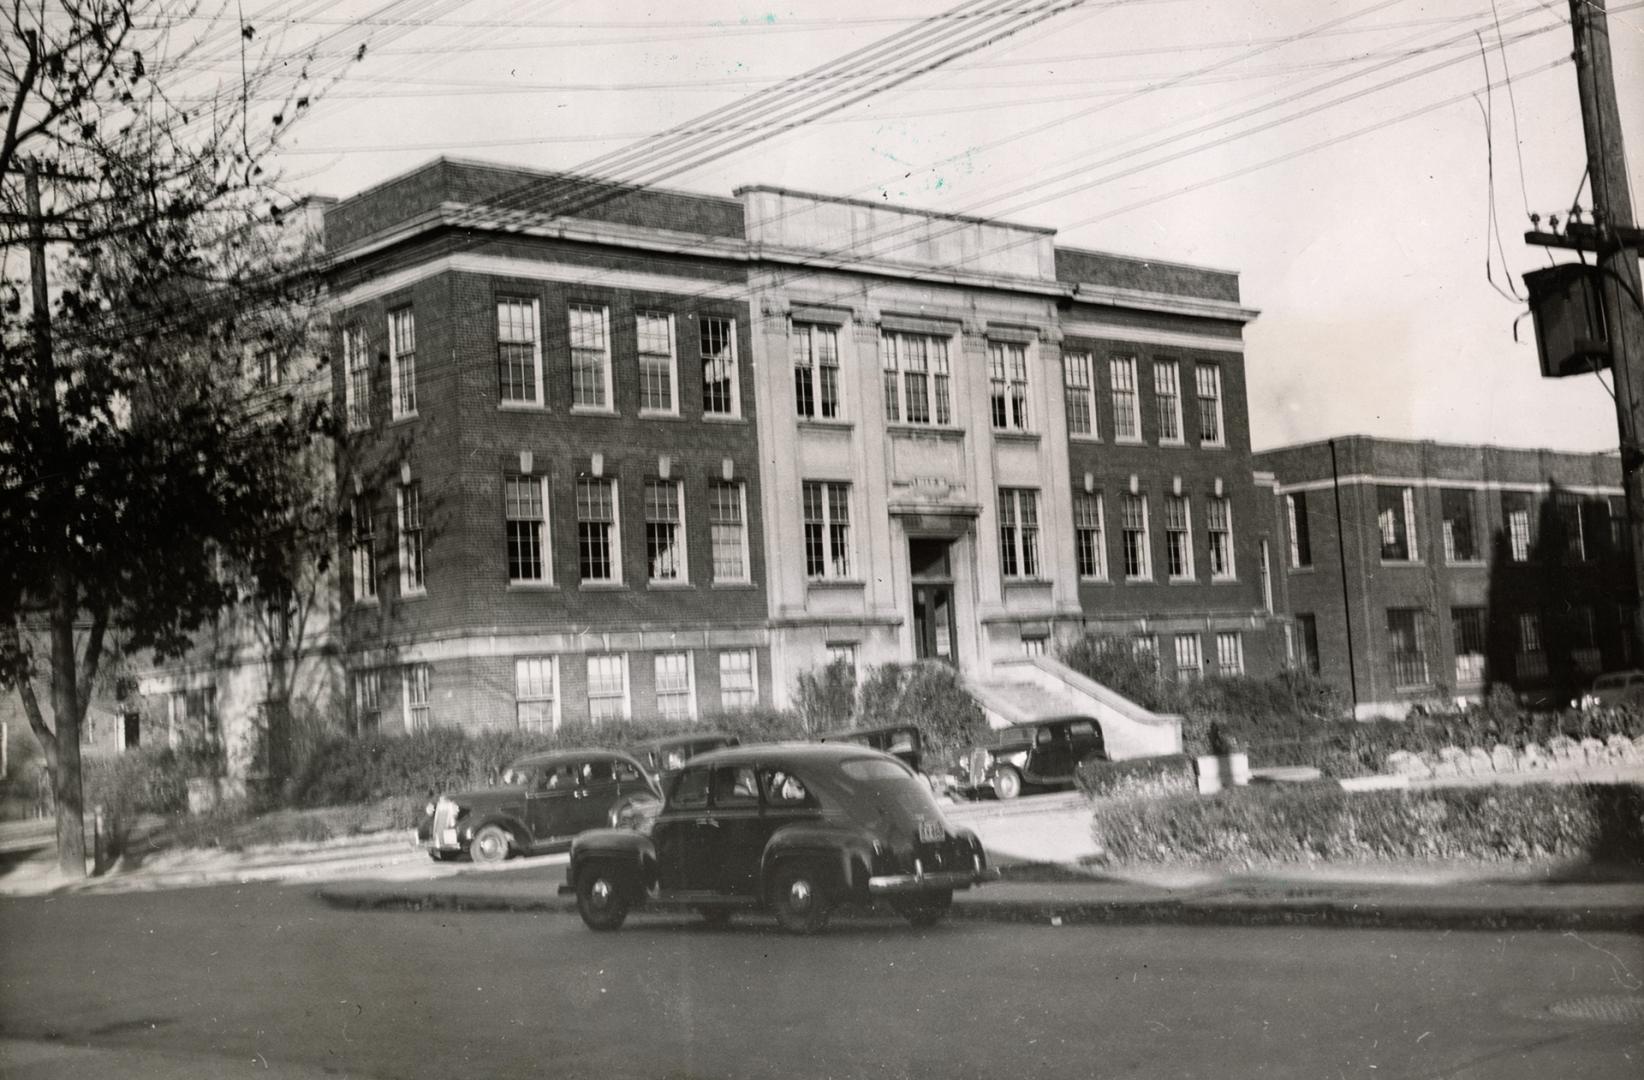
867 867 1000 894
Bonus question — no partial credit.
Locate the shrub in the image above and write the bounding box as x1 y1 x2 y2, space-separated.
1091 782 1644 865
1059 635 1171 710
82 746 193 856
793 659 855 732
855 661 988 768
1076 753 1196 802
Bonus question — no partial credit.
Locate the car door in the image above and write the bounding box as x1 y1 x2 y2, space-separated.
704 764 766 895
570 759 621 835
525 764 580 846
1067 719 1106 765
1028 724 1075 783
653 765 715 894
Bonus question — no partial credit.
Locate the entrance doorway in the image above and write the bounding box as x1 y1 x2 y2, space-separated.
909 538 958 666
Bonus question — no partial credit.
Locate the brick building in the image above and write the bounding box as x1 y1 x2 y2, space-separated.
325 158 1286 733
1255 437 1633 718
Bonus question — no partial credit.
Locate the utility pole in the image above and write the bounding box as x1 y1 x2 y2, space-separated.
1528 0 1644 658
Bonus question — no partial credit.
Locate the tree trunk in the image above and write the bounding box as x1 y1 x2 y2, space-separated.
50 579 86 878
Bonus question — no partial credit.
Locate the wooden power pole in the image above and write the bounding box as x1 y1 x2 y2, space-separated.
1529 0 1644 657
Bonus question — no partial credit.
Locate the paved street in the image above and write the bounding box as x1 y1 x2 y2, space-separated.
2 882 1641 1079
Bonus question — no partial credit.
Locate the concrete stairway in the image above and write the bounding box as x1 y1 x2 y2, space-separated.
966 655 1183 760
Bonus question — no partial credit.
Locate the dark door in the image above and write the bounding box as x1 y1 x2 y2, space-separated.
704 764 766 895
653 765 713 891
909 539 958 665
1027 725 1075 783
570 759 620 834
525 764 580 845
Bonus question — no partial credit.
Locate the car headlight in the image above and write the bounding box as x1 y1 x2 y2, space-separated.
424 800 437 817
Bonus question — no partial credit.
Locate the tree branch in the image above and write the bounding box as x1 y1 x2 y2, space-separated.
75 603 108 725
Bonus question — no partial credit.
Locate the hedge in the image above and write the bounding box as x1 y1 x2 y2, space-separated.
1090 782 1644 865
1075 753 1197 802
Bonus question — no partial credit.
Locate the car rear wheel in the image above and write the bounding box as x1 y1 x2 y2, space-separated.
993 766 1023 800
893 889 953 928
469 824 512 865
770 862 831 935
576 866 632 931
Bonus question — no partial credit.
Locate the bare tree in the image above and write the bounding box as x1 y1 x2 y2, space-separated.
0 0 345 876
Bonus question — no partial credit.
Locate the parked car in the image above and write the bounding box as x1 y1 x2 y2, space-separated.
561 743 999 933
965 716 1107 799
633 732 741 779
418 749 661 863
819 724 924 772
1578 670 1644 710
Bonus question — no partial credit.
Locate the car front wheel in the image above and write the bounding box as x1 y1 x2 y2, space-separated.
992 766 1023 800
576 866 632 931
770 862 831 934
468 824 512 865
893 888 953 928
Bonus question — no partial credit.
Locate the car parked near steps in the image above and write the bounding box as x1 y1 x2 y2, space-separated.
562 743 999 934
965 716 1108 799
418 749 661 863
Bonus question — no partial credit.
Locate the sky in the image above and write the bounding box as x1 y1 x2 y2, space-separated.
221 0 1644 454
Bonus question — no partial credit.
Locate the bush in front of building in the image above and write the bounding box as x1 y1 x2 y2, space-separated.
1075 753 1197 802
1058 635 1174 711
854 661 990 768
1091 782 1644 866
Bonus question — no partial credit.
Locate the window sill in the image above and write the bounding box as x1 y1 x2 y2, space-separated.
1069 433 1102 443
638 409 682 421
806 577 864 589
1077 576 1112 585
507 582 559 592
1157 439 1189 449
1379 559 1424 567
578 582 628 591
1210 575 1240 584
1199 441 1228 451
1445 559 1487 568
351 597 380 608
1123 575 1154 584
992 430 1040 443
1167 576 1199 585
1114 436 1144 447
886 423 964 438
798 418 852 431
711 581 758 590
498 401 547 412
388 413 419 427
571 406 618 417
702 413 746 424
1288 565 1316 575
399 590 429 602
646 581 696 591
1002 577 1053 588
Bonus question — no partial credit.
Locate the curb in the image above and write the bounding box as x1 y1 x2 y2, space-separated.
312 884 1644 932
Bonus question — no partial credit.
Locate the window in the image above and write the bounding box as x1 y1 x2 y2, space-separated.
505 475 549 584
803 481 852 579
1110 357 1141 441
1573 606 1601 673
1387 608 1429 687
1440 489 1478 562
577 477 620 583
882 330 951 426
1195 364 1224 445
1074 493 1106 579
793 322 841 420
1064 351 1096 437
998 489 1041 579
636 311 677 414
712 765 760 808
709 480 749 583
1174 634 1203 682
645 479 686 582
1517 612 1547 679
1610 495 1627 553
569 303 612 410
1502 490 1534 562
344 325 370 431
654 653 695 720
719 650 757 709
587 654 628 722
497 297 543 405
1122 493 1151 580
1206 497 1235 579
1556 491 1587 561
1133 634 1159 662
1164 495 1193 579
1022 636 1047 656
166 686 218 745
515 657 558 731
398 482 425 595
404 664 431 731
988 341 1030 431
352 670 381 734
388 308 417 419
701 316 739 417
350 496 376 602
1154 360 1183 444
1260 539 1273 612
826 642 858 675
1294 614 1320 675
1377 486 1417 562
1451 607 1485 685
1215 632 1244 676
1286 492 1312 568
